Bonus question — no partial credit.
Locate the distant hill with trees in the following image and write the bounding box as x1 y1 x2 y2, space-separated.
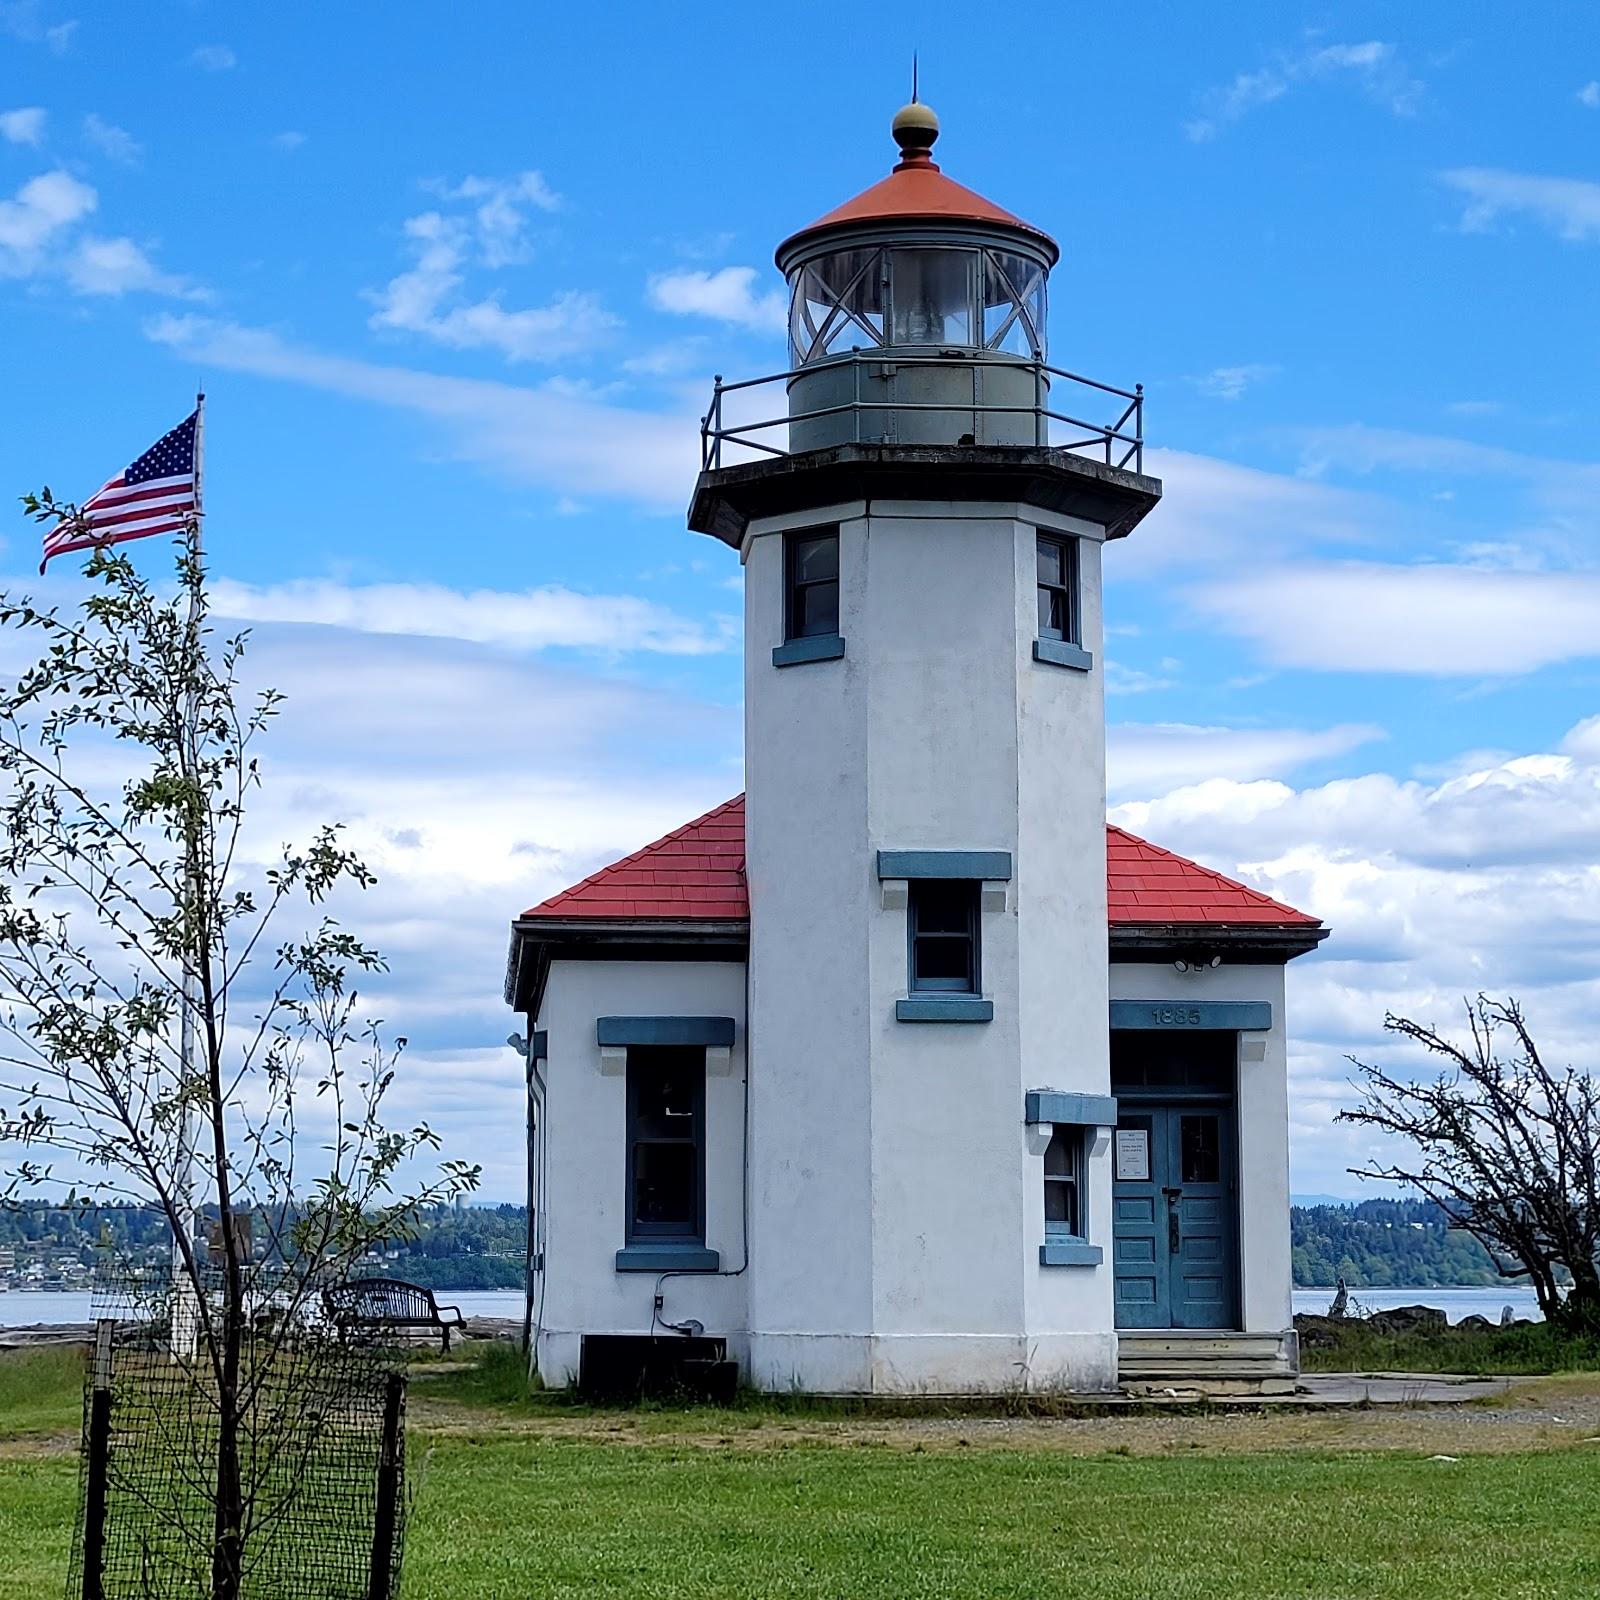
1290 1198 1517 1288
3 1197 1520 1292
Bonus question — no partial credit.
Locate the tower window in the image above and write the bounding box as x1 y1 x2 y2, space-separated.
786 528 840 640
625 1047 706 1244
908 879 979 994
1044 1128 1083 1239
1036 532 1079 643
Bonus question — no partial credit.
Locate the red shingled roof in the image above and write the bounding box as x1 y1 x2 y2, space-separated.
1104 825 1315 927
522 796 1317 930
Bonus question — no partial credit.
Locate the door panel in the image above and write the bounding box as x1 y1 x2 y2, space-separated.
1110 1114 1166 1327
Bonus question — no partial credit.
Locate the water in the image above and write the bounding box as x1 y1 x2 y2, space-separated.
3 1285 1543 1329
0 1287 528 1330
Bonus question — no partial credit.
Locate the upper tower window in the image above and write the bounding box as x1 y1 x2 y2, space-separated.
1036 532 1078 643
908 880 980 994
786 528 840 640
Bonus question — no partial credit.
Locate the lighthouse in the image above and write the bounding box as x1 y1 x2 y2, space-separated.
507 104 1322 1398
690 101 1160 1392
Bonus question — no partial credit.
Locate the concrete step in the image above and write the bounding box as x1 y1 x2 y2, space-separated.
1117 1330 1297 1392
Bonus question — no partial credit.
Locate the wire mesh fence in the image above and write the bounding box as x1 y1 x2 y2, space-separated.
69 1268 408 1599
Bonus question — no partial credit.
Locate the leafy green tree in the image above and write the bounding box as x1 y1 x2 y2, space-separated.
0 504 478 1599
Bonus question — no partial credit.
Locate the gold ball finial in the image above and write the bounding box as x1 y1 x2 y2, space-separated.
891 100 939 163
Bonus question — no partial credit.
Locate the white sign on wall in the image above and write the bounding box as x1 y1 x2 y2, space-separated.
1115 1127 1150 1182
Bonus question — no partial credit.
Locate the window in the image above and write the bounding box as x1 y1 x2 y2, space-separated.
888 248 974 346
908 879 979 994
1036 532 1078 642
786 528 840 641
1043 1129 1082 1238
625 1048 705 1244
982 250 1047 358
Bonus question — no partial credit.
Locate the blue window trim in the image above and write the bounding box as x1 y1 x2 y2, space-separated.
1025 1090 1118 1127
895 996 994 1023
773 633 845 668
1039 1240 1102 1268
1109 1001 1272 1032
596 1016 735 1048
1033 638 1094 672
615 1244 720 1273
877 850 1013 881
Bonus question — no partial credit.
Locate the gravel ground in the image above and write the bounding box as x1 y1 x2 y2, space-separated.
404 1372 1600 1458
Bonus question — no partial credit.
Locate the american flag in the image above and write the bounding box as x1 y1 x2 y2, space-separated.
40 409 200 574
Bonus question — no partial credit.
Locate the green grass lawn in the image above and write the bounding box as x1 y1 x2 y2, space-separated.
5 1348 1600 1599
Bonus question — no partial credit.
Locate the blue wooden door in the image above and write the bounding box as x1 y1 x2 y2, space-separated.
1113 1105 1239 1329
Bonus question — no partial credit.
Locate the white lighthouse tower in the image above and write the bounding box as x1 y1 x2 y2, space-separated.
690 103 1162 1392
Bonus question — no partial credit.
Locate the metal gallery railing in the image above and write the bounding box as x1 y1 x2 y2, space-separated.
699 352 1144 474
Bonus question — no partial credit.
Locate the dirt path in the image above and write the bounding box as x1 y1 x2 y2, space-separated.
405 1374 1600 1458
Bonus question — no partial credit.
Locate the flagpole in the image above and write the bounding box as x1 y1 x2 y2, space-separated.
171 392 205 1355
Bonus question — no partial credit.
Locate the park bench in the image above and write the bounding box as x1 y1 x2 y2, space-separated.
322 1277 467 1353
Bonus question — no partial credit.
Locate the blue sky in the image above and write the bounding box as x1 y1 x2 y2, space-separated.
3 2 1600 1196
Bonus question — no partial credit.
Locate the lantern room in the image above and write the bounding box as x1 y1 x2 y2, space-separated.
775 102 1060 450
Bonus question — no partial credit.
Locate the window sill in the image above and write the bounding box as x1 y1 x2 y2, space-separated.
773 634 845 668
895 996 994 1023
1033 638 1093 672
1039 1239 1103 1268
615 1245 720 1273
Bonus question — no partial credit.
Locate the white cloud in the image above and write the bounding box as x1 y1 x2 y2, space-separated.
0 169 199 298
1579 81 1600 109
1110 723 1600 1192
146 314 696 508
1285 424 1600 538
270 130 306 151
0 105 46 145
648 266 786 333
367 173 613 363
0 168 95 273
0 4 75 52
209 576 735 657
82 112 140 163
1442 167 1600 241
189 43 236 71
1186 40 1422 141
65 234 203 298
429 172 559 266
1112 445 1387 578
1107 721 1384 798
1189 362 1278 401
1193 561 1600 675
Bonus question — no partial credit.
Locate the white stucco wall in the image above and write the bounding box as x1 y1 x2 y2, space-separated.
531 958 748 1385
742 498 1121 1392
1108 962 1293 1334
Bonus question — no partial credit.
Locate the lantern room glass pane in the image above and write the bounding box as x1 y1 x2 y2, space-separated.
983 250 1047 358
888 248 974 346
788 248 885 364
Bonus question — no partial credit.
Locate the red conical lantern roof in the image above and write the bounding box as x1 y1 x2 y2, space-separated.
777 102 1058 267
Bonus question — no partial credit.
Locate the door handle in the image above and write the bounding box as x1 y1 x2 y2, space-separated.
1164 1188 1181 1254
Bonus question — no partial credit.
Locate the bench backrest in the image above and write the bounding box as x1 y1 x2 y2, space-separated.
325 1278 437 1323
